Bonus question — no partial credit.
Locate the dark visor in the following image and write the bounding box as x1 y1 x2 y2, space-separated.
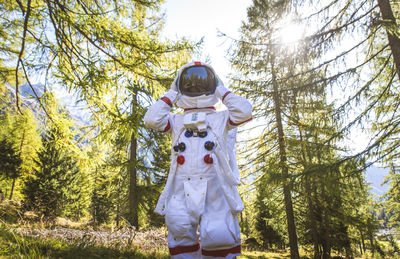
179 66 216 97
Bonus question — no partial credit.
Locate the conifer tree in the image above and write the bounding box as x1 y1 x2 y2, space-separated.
23 128 81 220
254 173 285 249
284 0 400 165
0 103 41 200
229 0 378 257
229 1 304 256
0 139 22 191
384 164 400 231
0 0 194 228
90 171 114 225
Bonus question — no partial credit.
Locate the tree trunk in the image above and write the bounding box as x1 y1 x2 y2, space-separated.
116 202 120 227
377 0 400 80
360 230 366 253
343 226 354 259
369 232 375 254
10 129 25 200
321 185 331 259
271 55 300 259
129 92 139 230
305 179 321 259
9 179 16 200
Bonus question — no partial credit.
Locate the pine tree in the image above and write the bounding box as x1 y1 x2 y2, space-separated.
254 174 285 249
0 105 41 201
229 0 379 257
0 139 22 191
229 1 309 256
22 128 81 220
90 171 114 225
285 0 400 167
384 164 400 231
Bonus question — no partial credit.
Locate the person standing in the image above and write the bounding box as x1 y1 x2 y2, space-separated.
144 61 252 259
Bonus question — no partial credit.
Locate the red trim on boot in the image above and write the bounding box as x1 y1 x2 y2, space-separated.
202 245 241 257
169 243 200 255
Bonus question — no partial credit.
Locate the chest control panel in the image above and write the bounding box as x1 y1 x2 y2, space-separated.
183 112 207 132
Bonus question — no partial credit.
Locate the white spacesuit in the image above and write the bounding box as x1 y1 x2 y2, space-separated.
144 61 252 259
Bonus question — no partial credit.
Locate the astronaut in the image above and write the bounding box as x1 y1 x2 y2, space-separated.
144 61 252 259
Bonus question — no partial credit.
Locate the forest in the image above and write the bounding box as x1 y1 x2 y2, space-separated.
0 0 399 258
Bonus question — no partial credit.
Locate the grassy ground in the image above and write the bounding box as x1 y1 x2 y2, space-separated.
0 224 303 259
240 250 292 258
0 201 397 258
0 223 397 258
0 225 169 259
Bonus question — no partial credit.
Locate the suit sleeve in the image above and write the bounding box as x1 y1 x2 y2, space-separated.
144 89 178 133
215 85 253 128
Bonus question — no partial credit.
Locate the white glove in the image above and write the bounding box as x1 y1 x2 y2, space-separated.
163 74 179 104
215 75 230 100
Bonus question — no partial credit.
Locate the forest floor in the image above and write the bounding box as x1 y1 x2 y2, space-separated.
0 222 301 258
0 221 393 258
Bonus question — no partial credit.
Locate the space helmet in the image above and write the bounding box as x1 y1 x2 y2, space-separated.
176 61 219 109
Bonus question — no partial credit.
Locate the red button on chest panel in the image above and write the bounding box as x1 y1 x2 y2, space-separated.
203 154 213 164
177 155 185 165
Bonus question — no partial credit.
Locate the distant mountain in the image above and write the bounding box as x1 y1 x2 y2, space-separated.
3 83 90 126
3 83 45 121
18 82 45 99
365 165 389 197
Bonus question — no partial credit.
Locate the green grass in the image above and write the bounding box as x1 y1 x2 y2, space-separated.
239 250 292 258
0 222 398 259
0 225 169 259
240 247 400 259
0 225 305 259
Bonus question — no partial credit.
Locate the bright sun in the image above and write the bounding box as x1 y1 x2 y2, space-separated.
277 18 304 45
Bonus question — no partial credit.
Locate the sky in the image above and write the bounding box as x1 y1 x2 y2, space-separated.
160 0 252 83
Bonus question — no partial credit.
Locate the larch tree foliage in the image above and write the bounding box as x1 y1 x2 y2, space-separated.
370 1 400 230
229 0 306 257
286 76 368 258
6 110 41 200
285 0 400 252
277 0 400 168
228 0 382 258
290 0 400 168
0 98 41 201
0 139 22 198
0 0 194 228
384 163 400 233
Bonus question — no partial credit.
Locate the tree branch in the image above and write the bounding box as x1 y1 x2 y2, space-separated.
15 0 32 115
